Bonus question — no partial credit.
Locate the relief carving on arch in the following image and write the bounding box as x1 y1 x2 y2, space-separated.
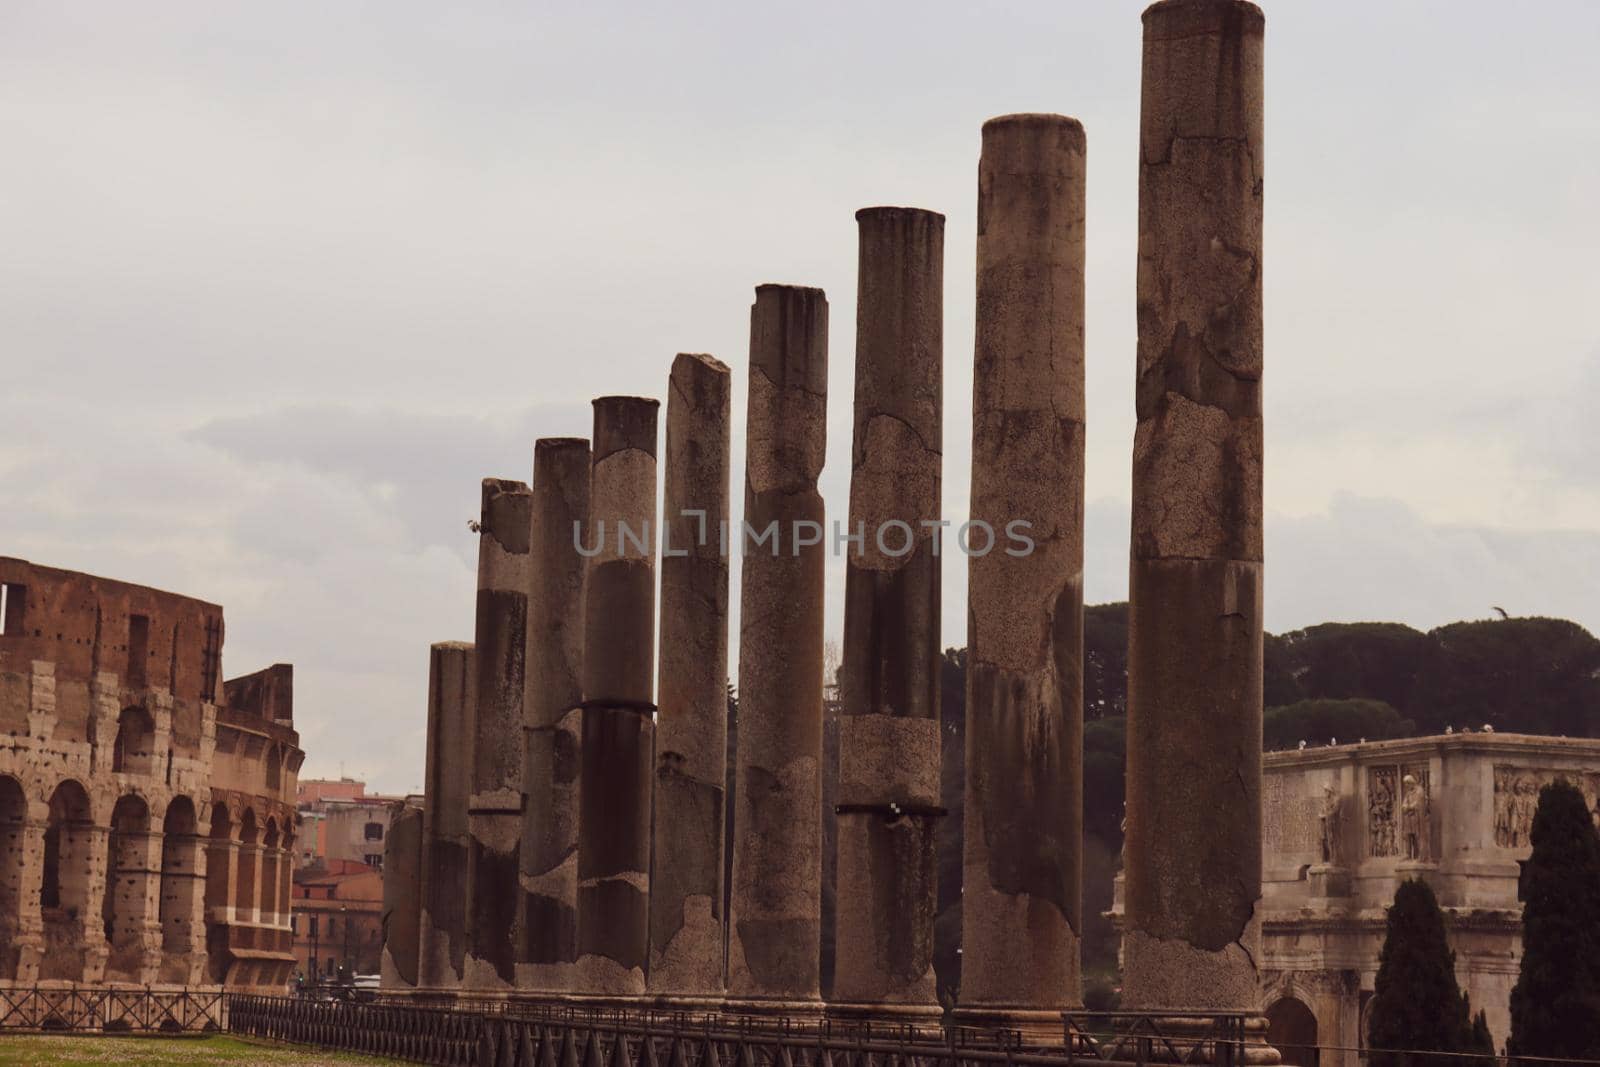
1368 764 1431 860
1494 766 1600 848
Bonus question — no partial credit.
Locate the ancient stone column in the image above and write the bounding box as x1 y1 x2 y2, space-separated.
831 207 944 1023
725 285 829 1018
419 641 475 993
576 395 659 998
465 478 532 992
1123 0 1266 1016
648 354 732 1005
956 114 1087 1036
381 802 423 991
517 437 591 993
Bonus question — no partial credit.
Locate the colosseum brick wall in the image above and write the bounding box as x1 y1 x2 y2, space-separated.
0 556 303 990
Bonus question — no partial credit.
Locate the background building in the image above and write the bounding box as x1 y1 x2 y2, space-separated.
291 859 384 981
0 557 303 990
297 778 403 871
1256 732 1600 1064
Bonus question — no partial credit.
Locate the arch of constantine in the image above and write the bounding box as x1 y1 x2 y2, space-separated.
0 556 303 991
1257 732 1600 1064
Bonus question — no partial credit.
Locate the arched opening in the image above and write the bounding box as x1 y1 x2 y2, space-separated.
204 803 232 984
260 817 281 929
0 776 28 979
158 796 202 980
103 793 154 980
1267 996 1320 1067
112 707 156 775
39 780 94 981
235 809 259 925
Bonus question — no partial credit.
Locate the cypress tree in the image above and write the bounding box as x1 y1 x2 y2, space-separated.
1509 778 1600 1060
1368 879 1479 1066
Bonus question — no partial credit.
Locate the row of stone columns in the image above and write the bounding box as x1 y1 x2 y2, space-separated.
391 0 1265 1034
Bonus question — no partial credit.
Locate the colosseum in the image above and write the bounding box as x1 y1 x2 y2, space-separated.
0 556 302 991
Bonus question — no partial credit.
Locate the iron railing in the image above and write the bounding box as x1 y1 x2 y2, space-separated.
225 994 1256 1066
0 985 224 1033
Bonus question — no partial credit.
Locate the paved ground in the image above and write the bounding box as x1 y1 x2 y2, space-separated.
0 1034 399 1066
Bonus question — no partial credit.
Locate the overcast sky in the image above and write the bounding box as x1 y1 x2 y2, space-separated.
5 2 1599 793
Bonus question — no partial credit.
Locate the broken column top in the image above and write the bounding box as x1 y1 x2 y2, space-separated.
749 286 829 400
592 396 660 460
1142 0 1264 32
478 478 533 554
981 113 1086 167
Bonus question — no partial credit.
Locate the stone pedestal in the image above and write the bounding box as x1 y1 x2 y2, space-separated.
955 113 1088 1039
576 395 659 999
1307 864 1351 901
517 437 591 994
649 354 732 1006
831 207 944 1025
1122 0 1268 1027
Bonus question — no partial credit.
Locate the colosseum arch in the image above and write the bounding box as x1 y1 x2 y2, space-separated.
39 779 95 981
0 775 28 979
260 816 281 929
1267 995 1321 1067
158 795 203 979
103 793 156 980
204 802 232 984
234 807 259 924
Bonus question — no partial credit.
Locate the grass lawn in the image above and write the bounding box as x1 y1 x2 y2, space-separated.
0 1034 400 1066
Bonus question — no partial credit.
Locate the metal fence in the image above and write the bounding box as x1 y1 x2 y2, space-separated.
0 986 224 1033
225 995 1256 1067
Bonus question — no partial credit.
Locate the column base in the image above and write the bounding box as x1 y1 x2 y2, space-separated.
720 996 826 1030
646 992 725 1017
1072 1014 1279 1065
949 1005 1073 1046
824 999 944 1038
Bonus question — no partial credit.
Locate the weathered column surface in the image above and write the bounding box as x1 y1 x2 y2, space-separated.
464 478 533 991
956 113 1087 1035
1124 0 1266 1015
648 353 732 1004
517 437 591 993
832 207 944 1022
381 802 423 990
577 395 659 997
418 641 474 992
726 285 829 1017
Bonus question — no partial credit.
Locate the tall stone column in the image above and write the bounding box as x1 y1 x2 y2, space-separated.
517 437 591 993
956 114 1087 1036
1123 0 1266 1017
381 802 423 991
418 641 476 993
464 478 533 992
832 207 944 1023
725 286 830 1018
649 354 732 1005
576 395 659 998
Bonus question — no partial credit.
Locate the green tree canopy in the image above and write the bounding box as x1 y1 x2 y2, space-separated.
1508 778 1600 1060
1264 698 1415 751
1416 618 1600 737
1084 602 1128 720
1272 622 1433 713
